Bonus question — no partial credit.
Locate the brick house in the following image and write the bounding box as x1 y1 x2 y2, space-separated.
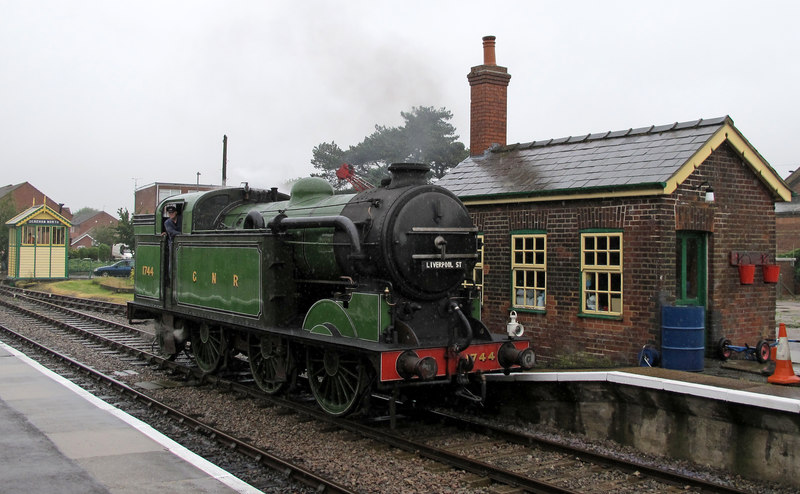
69 210 118 249
775 169 800 296
135 182 218 215
438 36 791 365
776 168 800 255
0 182 72 220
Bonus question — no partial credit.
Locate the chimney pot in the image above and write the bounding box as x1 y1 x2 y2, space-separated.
482 35 496 65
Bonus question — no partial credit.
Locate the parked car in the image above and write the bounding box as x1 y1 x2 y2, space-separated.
93 259 134 277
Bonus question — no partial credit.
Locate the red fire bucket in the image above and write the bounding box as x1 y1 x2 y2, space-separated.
763 264 780 283
738 263 755 284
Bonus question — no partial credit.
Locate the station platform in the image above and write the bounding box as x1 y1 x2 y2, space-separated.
489 362 800 413
486 357 800 486
490 300 800 413
0 342 262 494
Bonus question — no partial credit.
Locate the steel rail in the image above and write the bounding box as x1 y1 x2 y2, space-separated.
0 322 357 494
0 292 755 494
406 406 754 493
1 292 575 492
0 285 126 315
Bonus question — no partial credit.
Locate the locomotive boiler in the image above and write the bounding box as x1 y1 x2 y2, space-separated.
128 163 534 416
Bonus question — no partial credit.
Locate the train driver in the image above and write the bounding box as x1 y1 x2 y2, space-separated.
162 205 181 283
163 204 182 246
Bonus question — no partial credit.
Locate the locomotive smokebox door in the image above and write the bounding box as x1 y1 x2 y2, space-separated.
335 162 478 300
389 190 477 300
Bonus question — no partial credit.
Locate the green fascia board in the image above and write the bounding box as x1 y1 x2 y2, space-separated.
458 182 668 203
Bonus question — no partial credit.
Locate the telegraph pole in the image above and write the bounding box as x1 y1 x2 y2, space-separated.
222 135 228 187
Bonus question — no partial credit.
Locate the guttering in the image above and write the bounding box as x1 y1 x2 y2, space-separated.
458 182 668 206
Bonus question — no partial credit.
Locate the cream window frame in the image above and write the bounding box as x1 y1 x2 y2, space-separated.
511 232 546 310
581 231 623 316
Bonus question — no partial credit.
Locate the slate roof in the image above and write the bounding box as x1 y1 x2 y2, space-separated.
0 183 23 200
70 210 97 225
776 200 800 215
438 116 730 199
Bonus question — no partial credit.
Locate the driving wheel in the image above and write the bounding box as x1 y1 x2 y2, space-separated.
249 334 293 395
306 347 366 416
190 323 225 373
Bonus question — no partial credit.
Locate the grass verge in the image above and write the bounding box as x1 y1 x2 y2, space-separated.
29 279 133 304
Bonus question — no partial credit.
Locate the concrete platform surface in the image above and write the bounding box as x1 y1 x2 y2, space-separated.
0 342 263 494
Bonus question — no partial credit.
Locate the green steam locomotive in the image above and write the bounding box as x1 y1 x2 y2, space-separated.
128 163 534 416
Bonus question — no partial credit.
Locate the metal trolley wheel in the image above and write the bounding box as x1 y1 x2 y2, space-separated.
717 338 732 360
755 339 771 364
306 346 367 417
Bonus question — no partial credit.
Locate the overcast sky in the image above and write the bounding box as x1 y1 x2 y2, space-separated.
2 1 799 215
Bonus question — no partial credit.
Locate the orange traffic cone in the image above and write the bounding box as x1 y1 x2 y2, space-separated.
767 323 800 385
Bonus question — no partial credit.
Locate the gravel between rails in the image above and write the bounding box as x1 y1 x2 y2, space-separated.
1 302 796 493
0 305 491 493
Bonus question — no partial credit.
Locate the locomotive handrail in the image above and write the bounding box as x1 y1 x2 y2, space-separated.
268 214 364 258
409 227 478 233
411 253 479 260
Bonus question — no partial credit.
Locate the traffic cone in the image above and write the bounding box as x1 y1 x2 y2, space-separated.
767 323 800 385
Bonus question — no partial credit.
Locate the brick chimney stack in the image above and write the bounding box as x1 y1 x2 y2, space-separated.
468 35 511 156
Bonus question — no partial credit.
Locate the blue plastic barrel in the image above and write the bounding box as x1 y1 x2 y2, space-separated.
661 306 705 372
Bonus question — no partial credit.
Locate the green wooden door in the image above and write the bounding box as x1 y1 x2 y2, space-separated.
676 231 707 307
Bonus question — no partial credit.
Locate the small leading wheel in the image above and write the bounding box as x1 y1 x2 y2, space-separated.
191 323 225 373
717 337 732 360
306 347 366 417
249 334 293 395
755 339 771 363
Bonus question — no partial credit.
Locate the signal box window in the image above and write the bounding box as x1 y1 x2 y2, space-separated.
511 232 546 310
581 232 622 315
22 226 36 245
36 226 51 245
52 227 66 245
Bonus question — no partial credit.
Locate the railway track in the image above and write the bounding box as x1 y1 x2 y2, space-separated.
0 290 767 493
0 297 354 494
0 285 127 315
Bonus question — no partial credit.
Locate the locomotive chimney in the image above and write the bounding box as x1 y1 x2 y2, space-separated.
386 163 430 189
468 35 511 156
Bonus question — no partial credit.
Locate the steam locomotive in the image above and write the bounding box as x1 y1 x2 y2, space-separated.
127 163 534 416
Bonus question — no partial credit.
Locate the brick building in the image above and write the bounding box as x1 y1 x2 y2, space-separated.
775 168 800 255
135 182 218 215
438 36 791 365
0 182 72 220
68 210 119 249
